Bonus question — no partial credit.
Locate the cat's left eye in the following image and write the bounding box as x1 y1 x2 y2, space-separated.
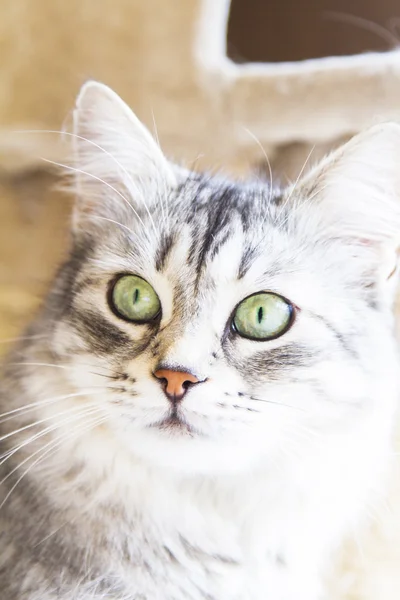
110 275 161 323
232 292 293 341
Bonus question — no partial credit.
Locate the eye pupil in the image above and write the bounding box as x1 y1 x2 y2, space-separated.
111 275 161 322
233 292 293 341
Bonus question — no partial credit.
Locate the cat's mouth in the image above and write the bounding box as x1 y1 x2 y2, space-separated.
148 408 197 436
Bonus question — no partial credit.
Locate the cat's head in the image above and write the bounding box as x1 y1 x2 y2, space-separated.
45 82 400 474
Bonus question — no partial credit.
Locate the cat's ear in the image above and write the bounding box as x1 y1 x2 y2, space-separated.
295 123 400 299
71 81 176 229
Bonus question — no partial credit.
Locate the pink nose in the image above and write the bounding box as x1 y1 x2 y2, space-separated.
154 369 201 403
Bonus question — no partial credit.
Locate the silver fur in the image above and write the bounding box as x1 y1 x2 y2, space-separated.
0 82 400 600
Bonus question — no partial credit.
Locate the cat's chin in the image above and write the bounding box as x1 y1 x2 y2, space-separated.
115 420 273 475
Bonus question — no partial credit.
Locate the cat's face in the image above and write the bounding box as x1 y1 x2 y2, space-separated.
46 83 400 474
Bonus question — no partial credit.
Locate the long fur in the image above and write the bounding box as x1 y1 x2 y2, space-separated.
0 81 399 599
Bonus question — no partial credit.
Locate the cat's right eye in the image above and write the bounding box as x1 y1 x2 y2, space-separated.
110 275 161 323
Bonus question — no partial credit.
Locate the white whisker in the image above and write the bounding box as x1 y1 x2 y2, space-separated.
0 399 101 443
0 414 106 511
281 146 316 212
7 361 71 370
16 128 160 242
249 396 307 412
6 362 116 375
41 157 152 243
150 110 169 225
242 126 274 206
0 406 103 469
325 11 400 48
89 215 136 235
0 390 103 425
0 334 48 345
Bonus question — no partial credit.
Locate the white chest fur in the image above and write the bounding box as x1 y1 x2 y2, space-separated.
54 413 391 600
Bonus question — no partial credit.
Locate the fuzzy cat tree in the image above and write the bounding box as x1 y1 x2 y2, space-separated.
1 0 400 174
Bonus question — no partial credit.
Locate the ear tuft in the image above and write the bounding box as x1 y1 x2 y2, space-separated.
296 123 400 245
292 123 400 304
71 81 176 230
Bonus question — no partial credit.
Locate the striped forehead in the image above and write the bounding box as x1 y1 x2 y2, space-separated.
154 177 277 276
87 176 286 290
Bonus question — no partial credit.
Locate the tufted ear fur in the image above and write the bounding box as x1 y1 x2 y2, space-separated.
71 81 176 231
294 123 400 302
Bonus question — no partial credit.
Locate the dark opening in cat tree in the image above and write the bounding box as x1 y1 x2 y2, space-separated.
228 0 400 63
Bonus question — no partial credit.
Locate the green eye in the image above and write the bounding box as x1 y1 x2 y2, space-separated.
111 275 161 322
233 293 293 340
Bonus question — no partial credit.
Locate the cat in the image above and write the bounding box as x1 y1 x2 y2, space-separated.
0 80 399 600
